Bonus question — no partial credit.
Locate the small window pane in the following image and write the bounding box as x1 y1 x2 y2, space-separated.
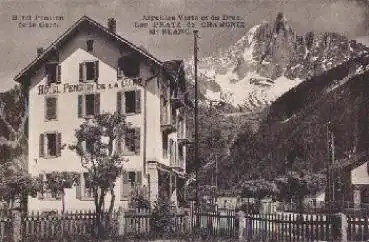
128 172 136 185
85 94 95 116
46 97 57 120
86 62 95 80
125 129 135 152
87 40 94 52
119 56 140 77
46 64 57 83
47 133 57 156
125 91 136 113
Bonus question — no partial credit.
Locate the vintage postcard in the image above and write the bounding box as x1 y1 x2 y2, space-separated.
0 0 368 241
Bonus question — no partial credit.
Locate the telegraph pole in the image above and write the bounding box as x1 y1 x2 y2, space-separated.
193 29 200 229
327 122 335 212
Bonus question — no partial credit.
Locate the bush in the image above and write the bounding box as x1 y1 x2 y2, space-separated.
150 197 176 237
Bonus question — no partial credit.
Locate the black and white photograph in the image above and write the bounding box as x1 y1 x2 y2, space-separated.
0 0 368 241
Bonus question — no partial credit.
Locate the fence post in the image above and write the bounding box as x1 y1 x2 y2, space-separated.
237 210 245 241
118 208 125 236
12 207 22 242
337 212 348 242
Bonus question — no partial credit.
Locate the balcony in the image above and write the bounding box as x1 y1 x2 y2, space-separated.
170 156 184 172
170 94 185 109
160 112 176 133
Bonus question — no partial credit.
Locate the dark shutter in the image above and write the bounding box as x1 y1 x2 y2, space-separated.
45 97 57 120
135 90 141 114
76 173 82 200
38 174 44 199
121 92 126 114
78 95 83 118
94 61 99 82
121 171 130 200
56 133 62 157
39 134 45 157
94 93 100 115
134 128 141 155
57 64 61 83
79 63 84 82
117 92 122 114
136 171 142 185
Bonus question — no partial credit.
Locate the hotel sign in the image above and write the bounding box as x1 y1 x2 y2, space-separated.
38 78 142 95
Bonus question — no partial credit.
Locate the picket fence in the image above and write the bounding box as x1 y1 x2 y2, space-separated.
192 208 237 237
241 213 340 241
22 210 110 241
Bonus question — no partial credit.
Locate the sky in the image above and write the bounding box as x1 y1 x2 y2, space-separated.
0 0 368 91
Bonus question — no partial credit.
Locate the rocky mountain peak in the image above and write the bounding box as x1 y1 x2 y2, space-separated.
185 13 369 112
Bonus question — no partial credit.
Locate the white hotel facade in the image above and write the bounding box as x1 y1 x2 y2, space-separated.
14 16 190 212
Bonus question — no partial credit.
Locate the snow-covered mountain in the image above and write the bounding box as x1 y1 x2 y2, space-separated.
185 12 369 112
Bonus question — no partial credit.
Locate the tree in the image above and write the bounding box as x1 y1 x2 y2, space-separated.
69 112 128 238
0 85 30 211
41 171 80 213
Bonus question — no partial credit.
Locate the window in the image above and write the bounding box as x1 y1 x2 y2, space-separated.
45 63 61 84
39 132 61 158
116 90 141 114
86 40 94 52
45 96 57 120
178 144 184 163
169 139 176 165
38 174 62 200
162 132 168 158
125 91 136 113
83 173 94 198
177 118 184 138
79 61 99 82
117 55 140 78
124 128 140 154
76 173 94 200
121 171 142 200
160 96 168 124
78 93 100 117
85 94 95 116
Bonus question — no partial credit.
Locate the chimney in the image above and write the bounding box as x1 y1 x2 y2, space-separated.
37 47 44 57
108 18 116 33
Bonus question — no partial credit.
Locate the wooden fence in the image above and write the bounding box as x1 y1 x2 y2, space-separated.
0 211 12 242
347 215 369 241
240 212 341 241
191 205 237 238
21 210 111 241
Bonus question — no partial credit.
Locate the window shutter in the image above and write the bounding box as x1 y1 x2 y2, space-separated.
135 90 141 114
94 93 100 115
136 171 142 185
117 92 122 114
39 134 45 157
121 92 126 114
57 64 61 83
56 133 62 157
38 174 44 200
79 63 84 82
76 173 82 200
134 128 141 155
121 171 130 200
94 61 99 82
78 95 83 118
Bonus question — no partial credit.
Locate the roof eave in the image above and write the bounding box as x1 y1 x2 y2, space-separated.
14 15 163 83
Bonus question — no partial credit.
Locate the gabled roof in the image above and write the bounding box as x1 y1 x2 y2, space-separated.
14 16 163 83
332 151 368 171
